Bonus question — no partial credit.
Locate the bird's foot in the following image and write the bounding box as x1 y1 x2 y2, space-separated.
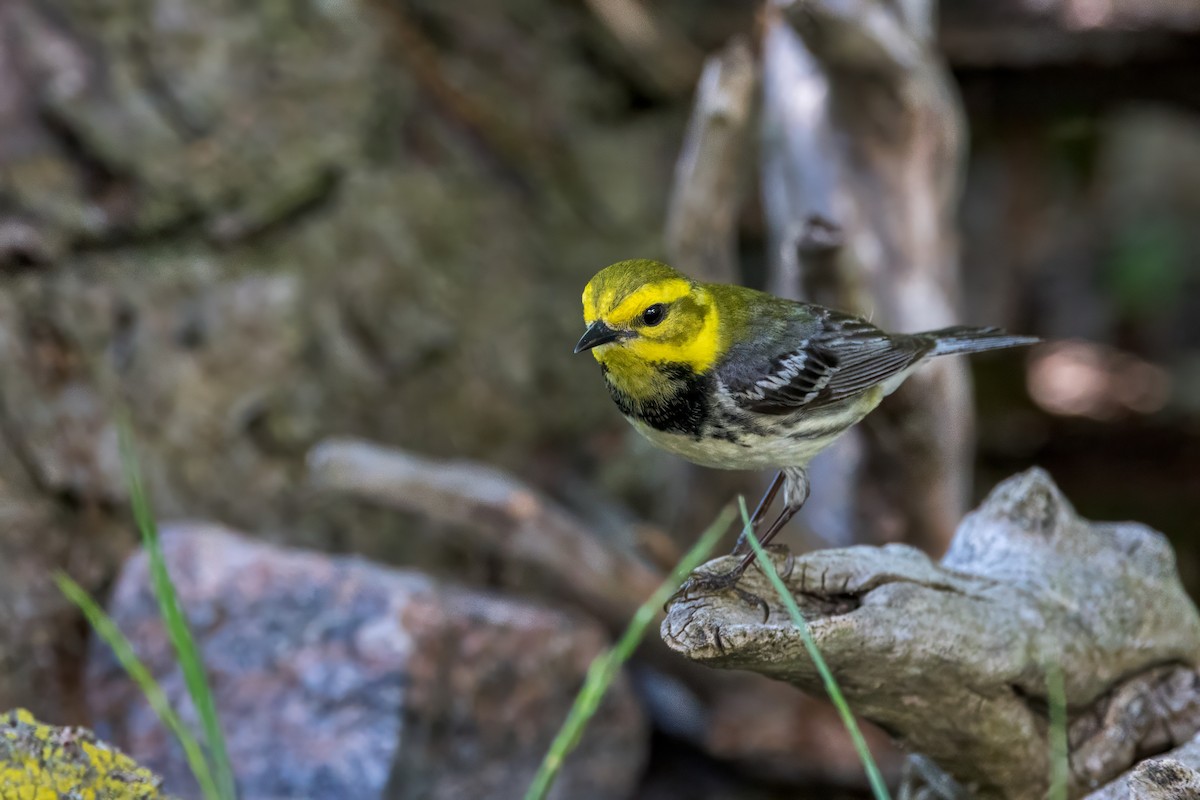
665 564 771 622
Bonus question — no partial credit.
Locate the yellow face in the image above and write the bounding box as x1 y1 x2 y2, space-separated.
576 260 720 384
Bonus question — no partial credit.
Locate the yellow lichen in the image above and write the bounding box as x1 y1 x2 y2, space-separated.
0 708 171 800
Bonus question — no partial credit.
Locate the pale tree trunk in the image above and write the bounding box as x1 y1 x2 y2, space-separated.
760 0 970 553
669 0 973 553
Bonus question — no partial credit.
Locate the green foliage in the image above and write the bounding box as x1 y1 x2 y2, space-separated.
1106 219 1187 318
53 572 221 799
117 426 238 800
740 497 892 800
1046 662 1069 800
523 504 737 800
56 425 237 800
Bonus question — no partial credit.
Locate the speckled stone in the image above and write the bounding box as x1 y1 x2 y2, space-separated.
87 523 648 800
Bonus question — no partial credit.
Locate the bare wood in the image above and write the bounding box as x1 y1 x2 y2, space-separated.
579 0 705 97
662 469 1200 799
940 0 1200 68
783 0 933 70
665 37 758 285
760 0 971 552
307 437 663 630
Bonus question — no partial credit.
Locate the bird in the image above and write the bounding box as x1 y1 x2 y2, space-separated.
574 258 1039 607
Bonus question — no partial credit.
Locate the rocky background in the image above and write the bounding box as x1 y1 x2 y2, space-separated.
1 0 1199 798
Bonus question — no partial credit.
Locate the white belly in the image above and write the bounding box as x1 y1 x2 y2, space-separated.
631 418 845 470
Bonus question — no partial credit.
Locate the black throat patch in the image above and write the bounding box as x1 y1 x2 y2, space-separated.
601 362 710 437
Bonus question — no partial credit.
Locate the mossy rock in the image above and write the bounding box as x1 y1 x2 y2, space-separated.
0 709 173 800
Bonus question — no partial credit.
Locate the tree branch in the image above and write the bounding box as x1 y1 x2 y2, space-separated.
759 0 971 553
307 437 662 631
665 36 757 285
662 468 1200 799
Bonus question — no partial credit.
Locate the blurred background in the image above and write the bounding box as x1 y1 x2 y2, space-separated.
1 0 1199 797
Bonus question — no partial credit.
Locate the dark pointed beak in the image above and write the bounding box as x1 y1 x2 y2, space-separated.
574 320 623 353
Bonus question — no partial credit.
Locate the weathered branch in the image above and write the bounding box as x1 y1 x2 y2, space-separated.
760 0 971 552
307 437 662 631
665 36 757 285
784 0 928 72
940 0 1200 68
579 0 705 97
662 469 1200 799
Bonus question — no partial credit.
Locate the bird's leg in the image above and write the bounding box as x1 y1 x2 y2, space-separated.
732 467 809 568
731 471 785 555
734 502 801 574
667 469 810 620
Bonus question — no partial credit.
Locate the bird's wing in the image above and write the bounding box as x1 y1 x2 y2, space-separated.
723 312 932 414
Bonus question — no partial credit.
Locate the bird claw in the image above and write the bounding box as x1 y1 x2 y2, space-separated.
665 567 772 622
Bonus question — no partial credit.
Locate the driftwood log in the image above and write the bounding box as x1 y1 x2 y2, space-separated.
663 469 1200 799
307 437 664 632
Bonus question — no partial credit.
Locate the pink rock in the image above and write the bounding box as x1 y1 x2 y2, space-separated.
87 523 648 800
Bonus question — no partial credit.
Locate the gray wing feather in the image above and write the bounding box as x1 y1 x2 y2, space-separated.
724 312 931 414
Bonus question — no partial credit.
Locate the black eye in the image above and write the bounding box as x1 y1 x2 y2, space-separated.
641 303 666 326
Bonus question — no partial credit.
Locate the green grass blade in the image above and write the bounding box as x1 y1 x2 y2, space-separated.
523 503 738 800
740 496 892 800
1046 662 1068 800
54 572 221 800
118 426 237 800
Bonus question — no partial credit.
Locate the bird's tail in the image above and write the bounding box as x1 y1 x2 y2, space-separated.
922 326 1040 356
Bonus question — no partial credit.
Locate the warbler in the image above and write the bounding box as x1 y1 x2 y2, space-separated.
574 259 1038 598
